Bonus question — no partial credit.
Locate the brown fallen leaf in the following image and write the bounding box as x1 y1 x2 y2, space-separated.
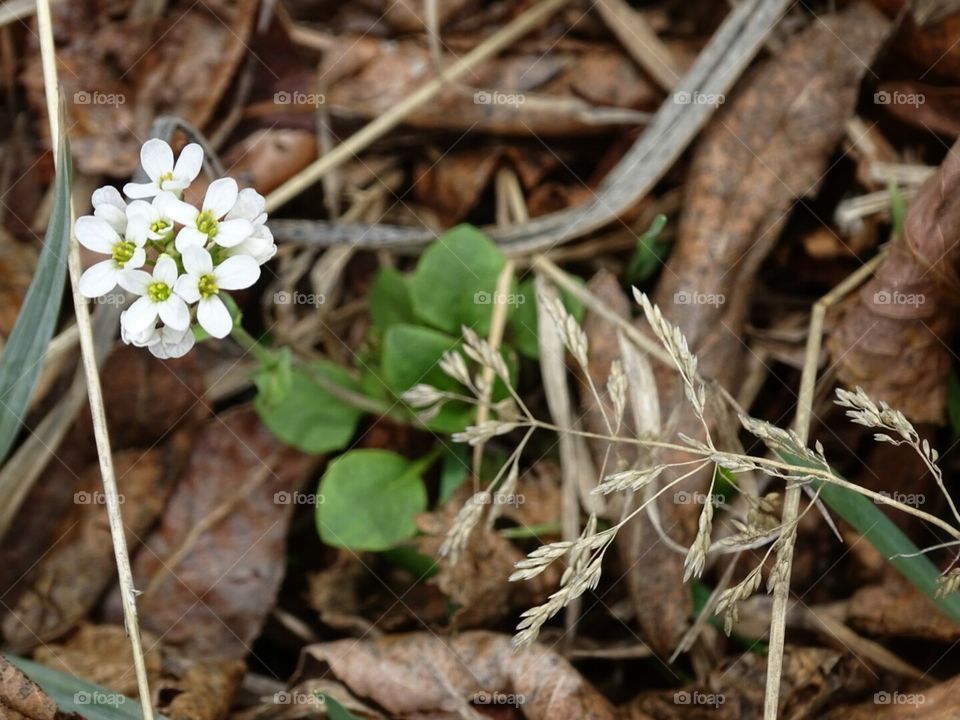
825 674 960 719
847 576 960 642
828 136 960 423
873 82 960 138
116 405 317 662
22 0 258 175
2 445 184 650
0 228 38 339
0 655 81 720
160 659 245 720
296 631 616 720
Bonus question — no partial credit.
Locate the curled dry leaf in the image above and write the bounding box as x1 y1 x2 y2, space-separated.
22 0 258 175
578 269 689 655
118 405 317 662
2 446 183 650
0 655 81 720
296 631 616 720
825 673 960 719
847 575 960 642
828 136 960 423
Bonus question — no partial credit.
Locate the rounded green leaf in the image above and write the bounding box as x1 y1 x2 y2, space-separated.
317 449 428 551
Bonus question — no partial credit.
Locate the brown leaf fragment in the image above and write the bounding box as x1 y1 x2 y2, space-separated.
0 655 71 720
825 674 960 719
2 446 182 650
828 135 960 423
161 659 245 720
297 631 616 720
122 405 317 662
847 576 960 641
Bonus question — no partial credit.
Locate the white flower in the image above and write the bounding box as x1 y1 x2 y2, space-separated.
91 185 127 235
76 215 147 298
123 139 204 199
120 312 160 348
162 178 253 252
118 254 191 333
127 196 175 243
174 245 260 338
149 325 196 359
224 188 276 264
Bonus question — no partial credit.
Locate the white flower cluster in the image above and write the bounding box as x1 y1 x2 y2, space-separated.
76 139 276 358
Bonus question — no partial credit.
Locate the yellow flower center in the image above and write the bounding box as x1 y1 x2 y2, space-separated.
157 171 174 185
112 240 136 266
198 274 218 299
148 281 171 303
196 210 218 238
150 219 171 235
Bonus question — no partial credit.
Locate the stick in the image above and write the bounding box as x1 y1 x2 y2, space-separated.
34 3 154 717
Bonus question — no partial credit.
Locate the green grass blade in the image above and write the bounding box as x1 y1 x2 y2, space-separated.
779 450 960 623
0 137 72 465
6 655 167 720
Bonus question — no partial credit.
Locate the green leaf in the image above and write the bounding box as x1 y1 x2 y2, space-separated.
251 346 293 406
507 277 585 359
780 449 960 624
439 445 470 501
410 224 506 335
625 213 669 283
370 267 416 330
254 362 364 453
317 449 432 550
0 138 72 465
382 324 472 432
888 181 907 239
6 655 167 720
320 694 363 720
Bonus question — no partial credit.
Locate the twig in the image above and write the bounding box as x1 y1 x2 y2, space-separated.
34 3 154 718
264 0 573 213
594 0 682 91
763 249 887 720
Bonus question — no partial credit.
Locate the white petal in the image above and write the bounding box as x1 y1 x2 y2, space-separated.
117 269 151 295
123 181 159 199
214 254 260 290
120 313 159 347
140 139 174 181
126 247 146 270
123 296 159 333
204 177 238 218
173 143 204 183
197 295 232 338
94 204 127 235
213 218 253 248
75 216 118 254
92 185 126 211
79 260 118 298
174 227 208 253
182 244 213 276
153 255 179 286
158 295 190 331
174 274 201 303
125 212 150 246
157 193 199 226
151 327 195 359
227 187 266 221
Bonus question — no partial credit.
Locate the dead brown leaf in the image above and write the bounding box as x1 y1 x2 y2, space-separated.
847 576 960 642
297 631 616 720
825 674 960 719
0 655 81 720
119 405 317 662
